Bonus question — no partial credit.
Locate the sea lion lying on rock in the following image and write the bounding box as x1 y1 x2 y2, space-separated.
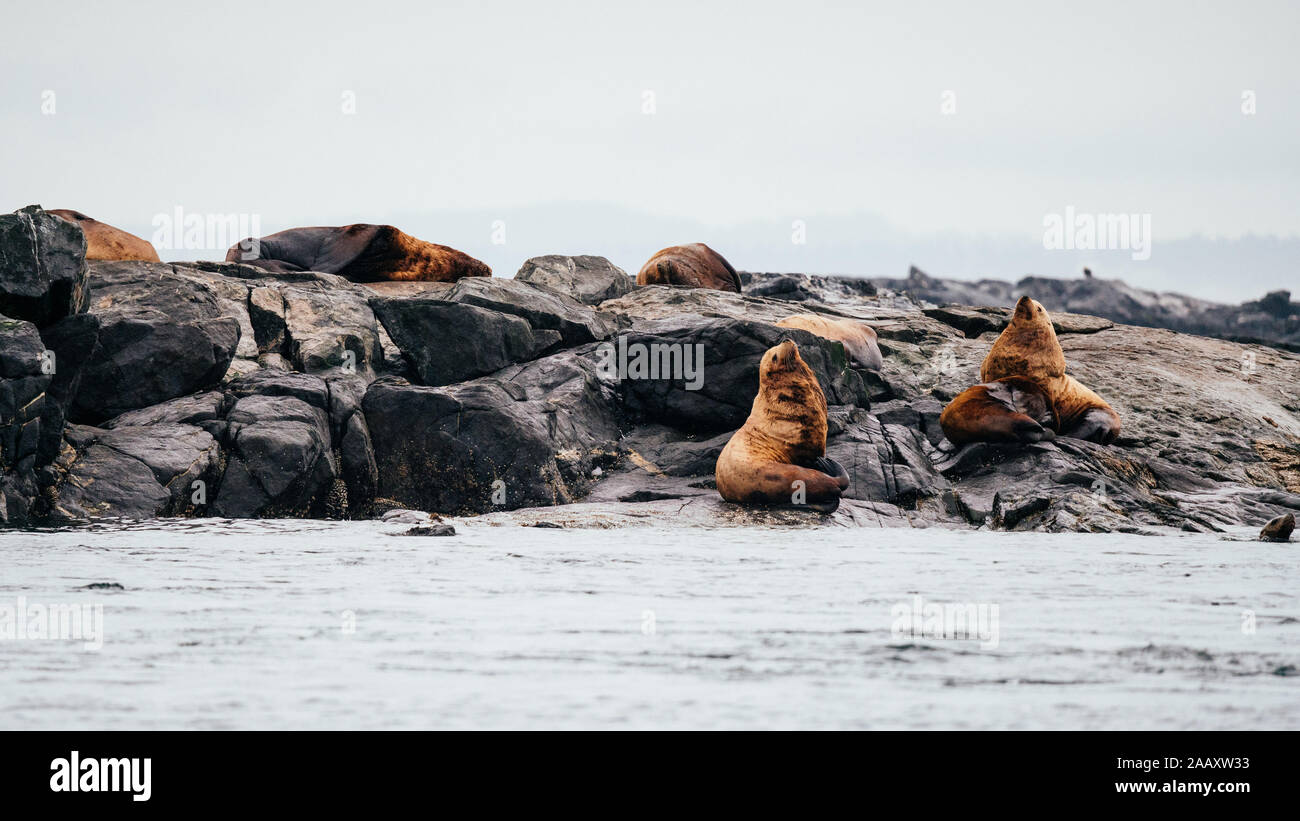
715 339 850 513
942 296 1121 445
775 314 883 370
226 224 491 282
636 243 741 292
48 209 160 262
939 376 1057 445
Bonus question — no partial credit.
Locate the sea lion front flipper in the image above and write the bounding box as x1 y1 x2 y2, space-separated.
813 456 850 491
1062 407 1121 444
803 496 841 514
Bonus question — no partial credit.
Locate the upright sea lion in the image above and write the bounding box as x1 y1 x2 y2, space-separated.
715 340 850 513
979 296 1121 443
48 209 160 262
226 224 491 282
775 314 884 370
636 243 741 292
940 377 1057 445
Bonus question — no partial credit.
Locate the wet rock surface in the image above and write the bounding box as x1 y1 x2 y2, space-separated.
2 205 1297 533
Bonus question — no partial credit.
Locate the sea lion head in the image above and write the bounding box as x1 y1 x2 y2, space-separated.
755 339 827 458
1012 295 1051 326
760 339 811 383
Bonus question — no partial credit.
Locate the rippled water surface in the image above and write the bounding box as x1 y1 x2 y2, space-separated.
1 519 1296 729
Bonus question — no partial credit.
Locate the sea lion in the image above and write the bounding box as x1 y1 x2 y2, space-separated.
979 296 1122 444
715 339 850 513
775 314 884 370
636 243 741 292
48 209 160 262
1260 513 1294 542
940 377 1057 445
226 224 491 282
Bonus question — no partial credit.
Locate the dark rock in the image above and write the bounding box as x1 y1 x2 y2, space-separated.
618 424 731 476
46 435 170 520
370 298 560 386
432 276 617 346
339 411 378 516
826 410 949 508
0 205 88 327
103 391 227 429
35 313 100 466
1260 513 1294 542
740 271 877 304
399 523 456 536
364 349 622 514
226 369 329 408
276 279 383 376
515 255 634 306
71 262 239 423
212 393 335 518
0 315 50 525
615 316 868 432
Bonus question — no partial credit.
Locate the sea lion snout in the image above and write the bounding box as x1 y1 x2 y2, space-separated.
1013 295 1042 321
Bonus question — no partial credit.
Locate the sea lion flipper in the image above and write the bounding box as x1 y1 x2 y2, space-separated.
813 456 850 490
1062 407 1121 444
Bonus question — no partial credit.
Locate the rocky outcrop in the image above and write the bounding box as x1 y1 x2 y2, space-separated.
1 222 1297 534
0 205 88 326
71 262 240 422
0 316 51 525
874 266 1300 352
515 255 634 306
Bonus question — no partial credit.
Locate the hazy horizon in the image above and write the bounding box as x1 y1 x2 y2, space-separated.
3 0 1296 303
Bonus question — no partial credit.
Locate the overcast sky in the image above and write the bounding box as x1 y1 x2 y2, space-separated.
3 1 1296 301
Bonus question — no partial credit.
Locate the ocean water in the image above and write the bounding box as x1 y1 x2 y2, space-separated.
0 519 1296 730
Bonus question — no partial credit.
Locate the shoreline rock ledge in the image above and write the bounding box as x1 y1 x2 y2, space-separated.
2 205 1298 533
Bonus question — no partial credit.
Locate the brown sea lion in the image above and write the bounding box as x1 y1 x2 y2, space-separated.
636 243 741 292
48 209 160 262
226 224 491 282
979 296 1121 444
1260 513 1294 542
715 340 850 513
775 314 884 370
940 377 1057 446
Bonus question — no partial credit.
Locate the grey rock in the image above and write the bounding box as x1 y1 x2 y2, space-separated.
213 393 335 518
515 255 634 306
71 262 239 423
399 523 456 536
430 276 617 346
616 315 868 432
739 271 877 304
371 298 561 386
364 348 622 514
0 205 88 327
0 315 50 525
